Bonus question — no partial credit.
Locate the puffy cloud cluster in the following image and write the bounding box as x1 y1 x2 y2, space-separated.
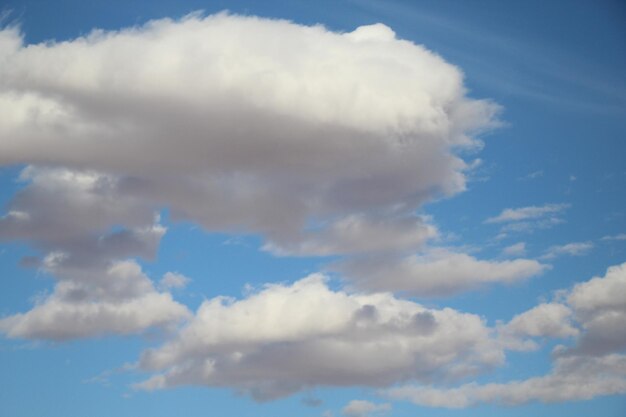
389 262 626 407
135 275 504 400
0 13 519 343
0 259 190 340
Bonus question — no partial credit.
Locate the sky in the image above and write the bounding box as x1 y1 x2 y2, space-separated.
0 0 625 416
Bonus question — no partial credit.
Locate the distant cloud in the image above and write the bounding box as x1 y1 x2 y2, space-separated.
342 400 391 417
601 233 626 241
485 203 569 238
486 204 569 224
501 242 526 257
518 170 543 181
540 242 594 260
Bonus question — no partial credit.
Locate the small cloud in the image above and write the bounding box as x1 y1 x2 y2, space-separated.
501 242 526 257
601 233 626 241
485 203 569 224
518 170 544 181
301 396 323 407
159 272 191 290
342 400 391 417
541 242 594 260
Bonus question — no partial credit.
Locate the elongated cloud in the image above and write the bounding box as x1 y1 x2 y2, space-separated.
136 275 504 400
336 249 548 297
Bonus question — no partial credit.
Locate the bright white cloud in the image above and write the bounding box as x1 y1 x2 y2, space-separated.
336 249 548 297
342 400 391 417
0 13 497 255
135 275 504 400
0 260 190 340
540 242 594 260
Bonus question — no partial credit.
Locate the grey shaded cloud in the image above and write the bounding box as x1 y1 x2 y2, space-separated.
335 249 548 297
135 275 504 400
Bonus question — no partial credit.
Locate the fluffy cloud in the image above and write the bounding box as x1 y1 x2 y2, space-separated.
388 262 626 407
135 275 504 400
501 303 579 340
0 13 496 254
335 249 548 297
501 242 526 257
566 262 626 355
342 400 391 417
0 260 190 340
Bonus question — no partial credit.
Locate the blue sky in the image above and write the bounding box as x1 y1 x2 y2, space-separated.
0 1 625 416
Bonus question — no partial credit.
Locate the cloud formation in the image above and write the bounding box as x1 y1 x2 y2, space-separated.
135 275 504 400
342 400 391 417
335 249 548 297
388 262 626 407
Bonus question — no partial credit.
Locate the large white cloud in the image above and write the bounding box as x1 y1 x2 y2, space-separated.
135 275 504 400
0 13 497 252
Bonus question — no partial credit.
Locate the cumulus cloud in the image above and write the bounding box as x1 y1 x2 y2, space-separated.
159 272 191 290
388 262 626 407
540 242 594 260
0 260 190 340
0 12 503 343
566 262 626 355
135 275 504 400
0 13 497 254
501 303 579 342
335 249 548 297
342 400 391 417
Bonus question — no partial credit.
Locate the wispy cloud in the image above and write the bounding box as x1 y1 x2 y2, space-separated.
540 242 594 260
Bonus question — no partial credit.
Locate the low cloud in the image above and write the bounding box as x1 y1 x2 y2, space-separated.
135 275 504 400
336 249 548 297
342 400 391 417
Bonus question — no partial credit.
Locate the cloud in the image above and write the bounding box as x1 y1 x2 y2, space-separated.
342 400 391 417
0 13 501 341
601 233 626 241
501 242 526 257
566 262 626 355
540 242 594 260
485 204 568 238
135 275 504 400
387 262 626 407
0 13 496 254
501 303 579 340
159 272 191 290
386 354 626 407
0 260 190 340
335 249 548 297
485 204 569 224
